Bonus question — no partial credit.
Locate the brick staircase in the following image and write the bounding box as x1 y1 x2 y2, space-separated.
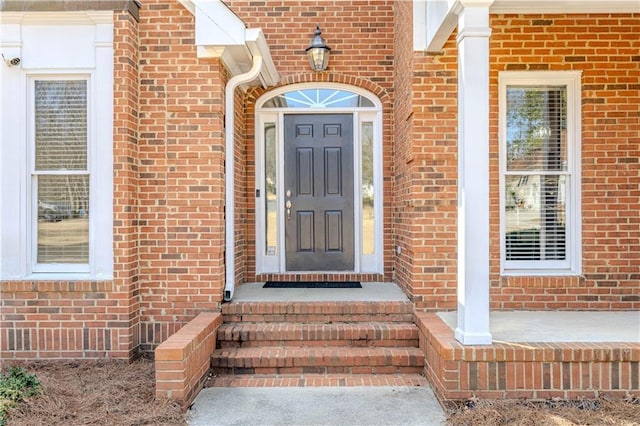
207 301 428 387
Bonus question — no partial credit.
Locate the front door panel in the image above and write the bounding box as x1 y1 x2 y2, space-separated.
284 114 354 271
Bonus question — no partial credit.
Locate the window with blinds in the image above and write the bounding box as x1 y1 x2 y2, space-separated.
33 80 89 265
503 85 569 264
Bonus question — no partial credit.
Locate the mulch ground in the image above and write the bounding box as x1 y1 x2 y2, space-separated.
445 396 640 426
4 359 185 426
3 359 639 425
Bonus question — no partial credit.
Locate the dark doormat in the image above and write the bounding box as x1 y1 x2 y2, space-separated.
263 281 362 289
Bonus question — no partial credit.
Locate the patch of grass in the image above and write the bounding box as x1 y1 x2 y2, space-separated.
0 366 41 426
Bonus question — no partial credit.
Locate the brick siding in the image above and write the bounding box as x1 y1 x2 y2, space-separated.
401 12 640 311
135 1 226 350
155 312 222 409
228 0 397 283
1 2 637 361
417 312 640 399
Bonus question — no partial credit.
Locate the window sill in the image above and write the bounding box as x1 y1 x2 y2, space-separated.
501 269 582 277
20 273 113 281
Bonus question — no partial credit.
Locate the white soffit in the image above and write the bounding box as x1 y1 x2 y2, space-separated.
422 0 640 53
178 0 279 87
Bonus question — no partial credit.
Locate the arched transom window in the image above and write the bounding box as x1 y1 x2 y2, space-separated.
262 88 375 109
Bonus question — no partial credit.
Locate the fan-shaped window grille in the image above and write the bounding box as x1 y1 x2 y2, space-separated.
262 88 375 108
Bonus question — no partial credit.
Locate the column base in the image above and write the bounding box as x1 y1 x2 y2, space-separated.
455 328 492 345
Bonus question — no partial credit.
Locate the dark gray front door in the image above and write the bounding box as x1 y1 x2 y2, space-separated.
284 114 354 271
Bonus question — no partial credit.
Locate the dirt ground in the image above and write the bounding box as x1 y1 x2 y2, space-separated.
3 359 640 425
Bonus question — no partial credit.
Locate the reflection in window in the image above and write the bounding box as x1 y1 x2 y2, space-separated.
34 80 89 264
37 175 89 263
264 123 277 255
361 122 374 255
504 86 567 261
263 89 375 109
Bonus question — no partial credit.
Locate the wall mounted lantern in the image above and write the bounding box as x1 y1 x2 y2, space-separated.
305 26 331 72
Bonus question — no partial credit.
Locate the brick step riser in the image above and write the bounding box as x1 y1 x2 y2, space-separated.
222 314 415 323
218 339 420 348
207 373 430 387
211 349 424 369
216 323 419 345
211 366 424 375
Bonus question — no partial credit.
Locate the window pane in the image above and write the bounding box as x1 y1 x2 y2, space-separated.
262 89 374 108
506 87 566 172
264 123 277 256
35 80 87 171
37 175 89 263
361 122 374 255
505 175 566 261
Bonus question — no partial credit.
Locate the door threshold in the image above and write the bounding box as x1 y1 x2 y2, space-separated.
230 282 409 302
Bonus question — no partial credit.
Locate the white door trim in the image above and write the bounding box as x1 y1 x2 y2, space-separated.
254 83 383 274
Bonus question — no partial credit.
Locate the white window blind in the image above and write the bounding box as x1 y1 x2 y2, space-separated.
504 86 568 262
33 80 89 265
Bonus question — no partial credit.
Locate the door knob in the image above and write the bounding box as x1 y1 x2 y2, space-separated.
286 200 292 220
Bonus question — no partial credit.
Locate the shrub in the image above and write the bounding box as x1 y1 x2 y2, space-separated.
0 366 41 426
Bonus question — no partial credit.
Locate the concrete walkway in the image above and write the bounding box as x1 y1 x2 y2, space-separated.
187 386 447 426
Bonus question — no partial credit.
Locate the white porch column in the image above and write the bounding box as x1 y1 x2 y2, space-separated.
455 3 493 345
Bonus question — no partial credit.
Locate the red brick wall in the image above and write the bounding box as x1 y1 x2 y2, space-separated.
392 0 415 299
3 4 637 363
234 83 249 286
405 12 639 311
136 1 226 351
227 0 397 282
489 14 640 310
395 7 459 310
113 10 142 355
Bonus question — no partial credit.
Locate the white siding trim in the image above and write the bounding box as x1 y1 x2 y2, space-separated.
0 12 113 280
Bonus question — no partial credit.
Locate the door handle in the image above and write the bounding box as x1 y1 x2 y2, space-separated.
286 200 292 220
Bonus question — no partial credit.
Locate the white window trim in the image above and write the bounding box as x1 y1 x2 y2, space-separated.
0 12 113 280
254 83 384 274
28 74 92 274
498 71 582 276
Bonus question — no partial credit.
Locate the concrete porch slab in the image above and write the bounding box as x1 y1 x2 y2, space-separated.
231 282 409 302
438 311 640 343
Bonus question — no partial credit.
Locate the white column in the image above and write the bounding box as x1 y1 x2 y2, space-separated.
455 3 492 345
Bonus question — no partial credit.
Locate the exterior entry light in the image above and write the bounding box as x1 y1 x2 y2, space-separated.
306 26 331 72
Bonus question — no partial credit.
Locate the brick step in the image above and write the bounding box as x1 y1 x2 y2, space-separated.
211 347 424 375
221 301 414 323
207 373 429 387
217 322 419 348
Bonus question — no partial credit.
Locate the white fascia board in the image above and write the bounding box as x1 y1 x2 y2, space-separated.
246 28 279 87
414 0 427 51
425 0 459 52
179 0 246 49
0 11 112 25
193 0 246 47
180 0 278 88
425 0 494 53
